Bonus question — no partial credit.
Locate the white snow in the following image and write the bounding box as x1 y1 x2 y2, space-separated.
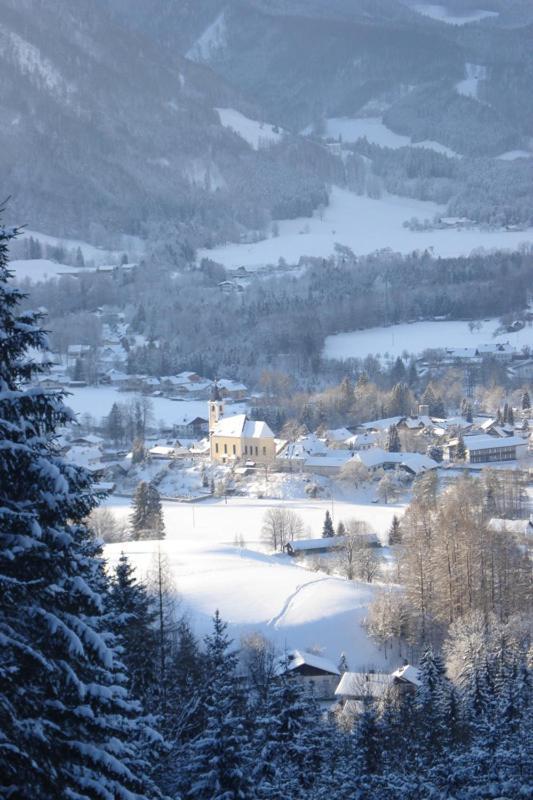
0 27 73 99
198 186 533 270
64 386 247 427
411 4 499 25
324 318 533 361
497 150 533 161
321 117 459 158
104 493 403 667
216 108 284 150
187 12 227 62
18 229 140 265
456 63 487 99
9 259 77 282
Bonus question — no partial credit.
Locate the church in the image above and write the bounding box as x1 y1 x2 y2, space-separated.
209 385 276 465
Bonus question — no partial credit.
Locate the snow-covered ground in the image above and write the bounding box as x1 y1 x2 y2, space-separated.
19 229 142 263
198 186 533 270
456 63 486 100
104 492 403 667
321 117 458 158
411 4 499 25
10 258 80 282
324 318 533 361
216 108 284 150
65 385 246 427
497 150 533 161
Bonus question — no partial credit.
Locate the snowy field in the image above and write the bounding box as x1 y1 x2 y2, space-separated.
324 318 533 361
411 4 499 25
198 186 533 270
10 258 81 282
19 228 143 263
104 493 404 668
65 385 246 427
216 108 284 150
321 117 458 158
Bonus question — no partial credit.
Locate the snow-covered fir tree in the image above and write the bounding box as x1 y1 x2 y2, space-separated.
0 222 161 799
322 510 334 538
131 480 165 539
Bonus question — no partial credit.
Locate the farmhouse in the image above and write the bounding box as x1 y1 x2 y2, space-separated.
277 649 340 700
284 535 346 557
209 386 276 464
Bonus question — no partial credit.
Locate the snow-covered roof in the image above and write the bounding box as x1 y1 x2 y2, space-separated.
305 452 354 468
459 434 526 451
345 432 377 447
288 536 346 552
325 427 353 442
361 416 403 431
335 671 392 698
354 449 437 474
278 434 329 460
391 665 421 686
279 649 340 677
488 518 533 535
217 378 248 392
212 413 274 439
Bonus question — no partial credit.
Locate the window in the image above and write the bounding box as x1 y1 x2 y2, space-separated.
232 444 236 455
244 445 248 454
215 443 219 454
255 446 258 456
224 444 227 454
263 446 266 456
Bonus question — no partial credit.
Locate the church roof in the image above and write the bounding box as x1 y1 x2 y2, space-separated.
212 413 274 439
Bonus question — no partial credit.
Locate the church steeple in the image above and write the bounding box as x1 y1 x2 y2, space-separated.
209 381 224 433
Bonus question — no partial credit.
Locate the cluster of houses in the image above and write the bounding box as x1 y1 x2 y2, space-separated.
278 649 421 709
208 392 530 476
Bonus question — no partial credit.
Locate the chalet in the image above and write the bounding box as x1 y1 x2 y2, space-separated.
148 444 188 460
354 448 438 476
345 432 378 450
391 664 421 692
335 671 392 710
217 378 248 400
276 650 340 700
443 434 527 464
209 386 276 464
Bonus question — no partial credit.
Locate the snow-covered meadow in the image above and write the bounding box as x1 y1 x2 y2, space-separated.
64 385 246 428
216 108 284 150
320 117 458 158
198 186 533 271
104 493 404 668
411 4 499 25
324 318 533 361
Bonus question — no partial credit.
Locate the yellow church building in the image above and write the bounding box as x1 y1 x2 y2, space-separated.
209 385 276 465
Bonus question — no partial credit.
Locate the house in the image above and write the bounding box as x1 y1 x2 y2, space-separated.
303 451 355 476
284 535 347 557
277 434 330 470
174 415 209 438
443 434 528 464
217 378 248 400
324 428 353 445
335 671 392 705
345 432 378 450
148 444 188 460
391 664 421 692
354 448 438 476
209 386 276 464
276 650 340 700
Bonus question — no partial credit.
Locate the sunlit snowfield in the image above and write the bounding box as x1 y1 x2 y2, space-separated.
198 187 532 271
104 494 404 668
324 318 533 361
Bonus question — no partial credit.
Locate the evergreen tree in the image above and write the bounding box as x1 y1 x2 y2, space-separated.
0 222 159 798
388 514 402 545
521 389 531 412
455 433 466 461
338 652 349 673
180 611 255 799
386 423 401 452
105 401 124 446
336 520 346 538
322 510 334 538
507 406 514 426
131 481 165 539
108 553 159 707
